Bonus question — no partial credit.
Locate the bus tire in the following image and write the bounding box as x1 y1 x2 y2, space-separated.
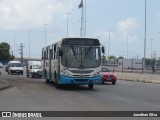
88 84 93 89
46 79 50 83
55 83 60 88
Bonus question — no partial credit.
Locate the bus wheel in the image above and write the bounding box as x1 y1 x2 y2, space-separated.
46 79 50 83
88 84 93 89
55 83 61 89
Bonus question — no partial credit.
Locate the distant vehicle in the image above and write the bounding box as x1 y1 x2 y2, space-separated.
100 66 116 85
26 61 42 78
0 62 4 68
42 37 104 89
8 61 23 75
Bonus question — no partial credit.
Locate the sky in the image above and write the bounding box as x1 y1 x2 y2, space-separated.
0 0 160 59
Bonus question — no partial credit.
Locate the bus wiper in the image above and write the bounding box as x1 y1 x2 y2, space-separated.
65 55 68 67
71 45 76 60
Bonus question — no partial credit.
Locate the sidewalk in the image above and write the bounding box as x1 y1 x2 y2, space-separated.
116 72 160 84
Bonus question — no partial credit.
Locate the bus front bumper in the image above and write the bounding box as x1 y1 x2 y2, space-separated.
59 75 101 85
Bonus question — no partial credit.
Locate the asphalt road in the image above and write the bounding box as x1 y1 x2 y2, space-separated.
0 68 160 120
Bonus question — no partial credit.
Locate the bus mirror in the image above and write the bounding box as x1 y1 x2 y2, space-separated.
102 46 105 53
59 48 63 56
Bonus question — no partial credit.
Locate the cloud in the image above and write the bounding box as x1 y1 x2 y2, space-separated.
0 0 75 30
117 17 139 42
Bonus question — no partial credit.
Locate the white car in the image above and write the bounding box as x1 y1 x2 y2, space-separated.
0 62 4 68
8 61 23 75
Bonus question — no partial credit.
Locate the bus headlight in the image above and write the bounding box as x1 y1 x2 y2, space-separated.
63 70 72 77
91 71 100 77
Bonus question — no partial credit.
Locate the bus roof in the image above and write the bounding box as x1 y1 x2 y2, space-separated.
42 37 100 48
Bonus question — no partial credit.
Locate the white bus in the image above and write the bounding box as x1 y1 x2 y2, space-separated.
42 37 104 89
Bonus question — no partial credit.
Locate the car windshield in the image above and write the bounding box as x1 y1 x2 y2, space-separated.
33 65 42 69
61 46 101 68
10 63 22 67
101 67 111 72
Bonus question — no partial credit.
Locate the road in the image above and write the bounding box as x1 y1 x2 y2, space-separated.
0 68 160 120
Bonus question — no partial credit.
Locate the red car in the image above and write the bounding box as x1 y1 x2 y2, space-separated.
100 66 116 85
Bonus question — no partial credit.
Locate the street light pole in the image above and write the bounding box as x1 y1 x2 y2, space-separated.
28 30 31 58
127 34 129 59
44 24 48 45
150 39 154 58
143 0 147 72
107 30 112 58
65 13 71 37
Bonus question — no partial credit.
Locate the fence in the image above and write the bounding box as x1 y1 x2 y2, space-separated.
102 58 160 74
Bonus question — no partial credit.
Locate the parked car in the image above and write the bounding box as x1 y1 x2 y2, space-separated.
26 61 42 78
0 62 4 68
8 61 23 75
100 66 116 85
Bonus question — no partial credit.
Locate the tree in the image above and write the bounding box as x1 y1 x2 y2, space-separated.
118 56 124 59
0 42 14 61
107 55 117 60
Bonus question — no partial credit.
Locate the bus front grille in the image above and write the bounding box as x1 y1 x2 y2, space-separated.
73 74 90 78
75 79 89 82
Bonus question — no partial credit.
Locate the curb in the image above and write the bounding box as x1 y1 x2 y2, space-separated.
0 85 12 91
118 78 160 84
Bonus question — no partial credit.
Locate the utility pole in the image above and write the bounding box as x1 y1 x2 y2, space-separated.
84 0 87 36
79 0 84 36
13 34 16 57
19 43 24 65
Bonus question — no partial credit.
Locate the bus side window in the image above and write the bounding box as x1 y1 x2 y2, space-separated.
54 45 57 59
46 47 49 59
42 49 44 59
52 45 54 59
50 49 53 59
44 51 46 59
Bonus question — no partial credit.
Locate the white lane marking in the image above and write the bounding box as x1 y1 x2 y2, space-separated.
114 97 134 103
143 103 160 108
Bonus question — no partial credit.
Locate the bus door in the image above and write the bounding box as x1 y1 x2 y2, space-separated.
42 48 46 77
49 46 52 80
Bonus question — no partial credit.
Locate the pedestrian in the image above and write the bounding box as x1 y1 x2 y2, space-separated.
152 65 155 74
0 71 1 77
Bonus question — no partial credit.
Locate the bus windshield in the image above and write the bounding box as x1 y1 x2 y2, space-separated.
61 46 101 68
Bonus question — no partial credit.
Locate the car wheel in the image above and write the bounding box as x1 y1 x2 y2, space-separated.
88 84 93 89
101 80 104 84
112 81 116 85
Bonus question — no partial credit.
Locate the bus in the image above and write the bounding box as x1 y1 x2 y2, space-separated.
42 37 104 89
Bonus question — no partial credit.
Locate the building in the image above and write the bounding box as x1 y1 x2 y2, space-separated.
118 59 144 69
